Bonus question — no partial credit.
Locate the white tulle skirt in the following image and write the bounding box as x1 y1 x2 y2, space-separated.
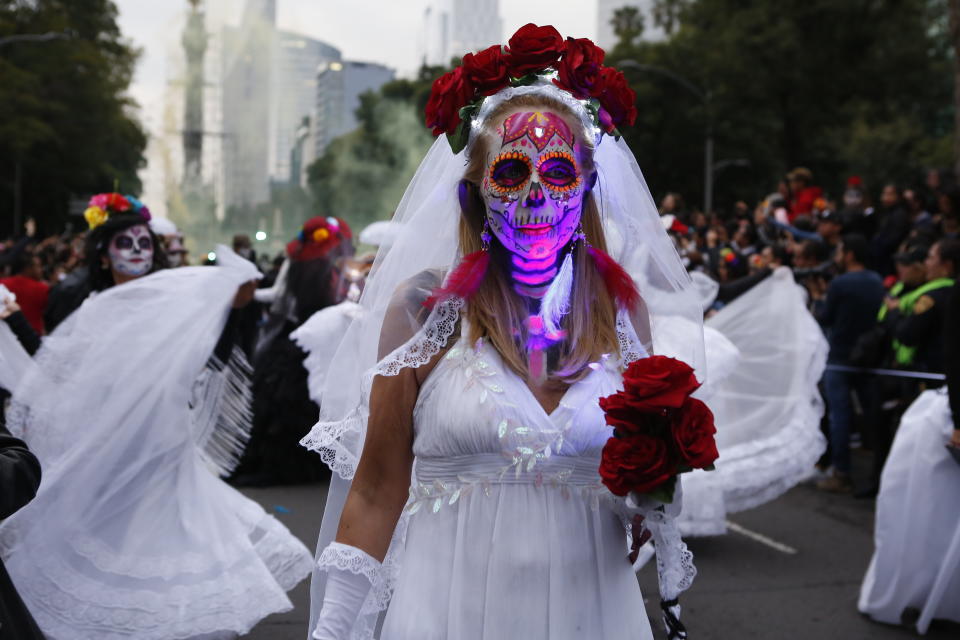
859 389 960 633
677 268 828 536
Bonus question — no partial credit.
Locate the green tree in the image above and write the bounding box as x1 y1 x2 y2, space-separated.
0 0 146 237
607 0 951 211
611 6 645 50
306 65 444 234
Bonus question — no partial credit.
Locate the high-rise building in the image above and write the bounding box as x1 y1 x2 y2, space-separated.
181 0 207 188
423 0 502 66
272 33 341 183
312 60 395 160
220 1 275 211
596 0 666 51
219 0 339 212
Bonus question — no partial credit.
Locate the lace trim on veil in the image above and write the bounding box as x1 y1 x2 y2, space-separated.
299 296 464 480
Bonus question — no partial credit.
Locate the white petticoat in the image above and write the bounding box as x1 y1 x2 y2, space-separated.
859 388 960 633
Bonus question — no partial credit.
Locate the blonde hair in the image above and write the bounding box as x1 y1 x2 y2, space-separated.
459 94 620 383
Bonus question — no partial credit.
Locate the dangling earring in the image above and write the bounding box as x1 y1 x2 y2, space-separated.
573 222 588 246
481 218 492 251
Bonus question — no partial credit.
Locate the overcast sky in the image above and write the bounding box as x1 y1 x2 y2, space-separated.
116 0 598 128
114 0 600 216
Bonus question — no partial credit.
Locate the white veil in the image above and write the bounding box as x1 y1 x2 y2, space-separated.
303 83 706 637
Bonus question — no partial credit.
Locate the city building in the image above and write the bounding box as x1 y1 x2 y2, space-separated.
219 0 275 212
219 0 340 211
311 60 395 161
272 32 341 183
422 0 502 66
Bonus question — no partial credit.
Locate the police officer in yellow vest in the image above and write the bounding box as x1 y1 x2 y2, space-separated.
891 239 959 376
879 246 938 368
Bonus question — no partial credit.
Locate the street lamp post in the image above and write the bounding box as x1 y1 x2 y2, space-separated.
617 60 714 215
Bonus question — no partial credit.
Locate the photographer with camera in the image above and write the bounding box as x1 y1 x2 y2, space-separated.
810 234 886 492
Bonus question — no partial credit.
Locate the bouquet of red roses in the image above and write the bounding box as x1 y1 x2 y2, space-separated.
598 355 718 503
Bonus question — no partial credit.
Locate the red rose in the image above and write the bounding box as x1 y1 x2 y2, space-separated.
424 67 475 136
671 397 719 469
599 433 675 496
619 355 701 411
506 23 565 76
592 67 637 132
105 193 131 212
553 37 605 99
598 392 665 435
462 45 510 96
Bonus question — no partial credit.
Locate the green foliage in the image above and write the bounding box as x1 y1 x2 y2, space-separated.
306 67 442 231
612 6 645 50
0 0 147 236
607 0 952 211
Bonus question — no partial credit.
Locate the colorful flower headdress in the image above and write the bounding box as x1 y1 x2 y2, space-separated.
425 23 637 154
287 216 353 262
84 193 152 231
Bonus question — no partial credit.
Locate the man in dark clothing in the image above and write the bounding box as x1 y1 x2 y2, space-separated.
870 184 912 277
0 426 44 640
945 284 960 446
811 234 886 492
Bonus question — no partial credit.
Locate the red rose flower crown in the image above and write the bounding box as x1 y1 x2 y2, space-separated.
598 355 718 504
425 23 638 154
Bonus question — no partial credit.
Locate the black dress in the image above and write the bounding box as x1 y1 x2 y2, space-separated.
0 426 43 640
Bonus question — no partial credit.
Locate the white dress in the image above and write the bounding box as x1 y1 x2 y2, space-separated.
310 303 696 640
0 250 314 640
859 388 960 633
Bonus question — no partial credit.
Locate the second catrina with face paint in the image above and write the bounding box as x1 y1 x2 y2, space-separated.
308 23 708 640
0 193 315 639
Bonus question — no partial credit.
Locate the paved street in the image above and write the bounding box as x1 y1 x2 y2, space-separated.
241 454 959 640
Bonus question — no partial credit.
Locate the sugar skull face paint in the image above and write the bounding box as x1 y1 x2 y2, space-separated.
108 224 154 277
481 110 585 270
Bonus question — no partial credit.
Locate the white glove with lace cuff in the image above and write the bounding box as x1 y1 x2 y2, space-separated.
312 542 381 640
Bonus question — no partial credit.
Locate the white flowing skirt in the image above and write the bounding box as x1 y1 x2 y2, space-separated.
380 455 654 640
676 268 828 536
859 389 960 633
1 445 314 640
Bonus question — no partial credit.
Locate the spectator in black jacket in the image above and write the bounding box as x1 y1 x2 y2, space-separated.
945 284 960 445
871 184 912 277
0 426 44 640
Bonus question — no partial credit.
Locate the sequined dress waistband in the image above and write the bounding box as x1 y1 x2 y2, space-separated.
414 453 602 485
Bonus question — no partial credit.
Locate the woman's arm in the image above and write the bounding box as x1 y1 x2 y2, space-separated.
312 344 444 640
334 367 418 560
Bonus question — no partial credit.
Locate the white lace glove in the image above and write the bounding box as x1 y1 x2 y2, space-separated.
312 542 380 640
627 484 693 640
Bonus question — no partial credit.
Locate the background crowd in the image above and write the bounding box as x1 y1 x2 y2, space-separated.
659 165 959 498
2 163 957 502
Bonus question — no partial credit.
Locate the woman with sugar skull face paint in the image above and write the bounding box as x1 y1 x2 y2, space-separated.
306 24 706 640
0 194 314 639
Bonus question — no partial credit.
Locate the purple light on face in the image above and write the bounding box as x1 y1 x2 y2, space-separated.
512 254 556 271
513 269 557 286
